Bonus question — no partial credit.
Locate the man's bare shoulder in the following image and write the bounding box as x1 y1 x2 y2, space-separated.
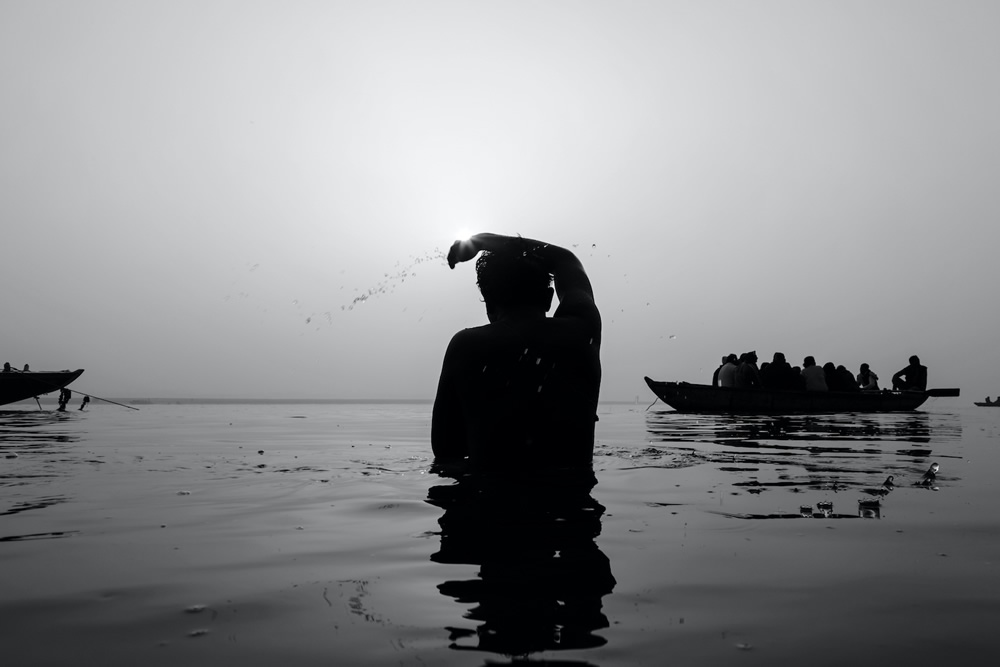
448 324 493 345
442 324 494 361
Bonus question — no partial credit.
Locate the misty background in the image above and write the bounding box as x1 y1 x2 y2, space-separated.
2 1 997 401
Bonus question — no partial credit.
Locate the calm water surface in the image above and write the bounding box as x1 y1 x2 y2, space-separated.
2 401 998 665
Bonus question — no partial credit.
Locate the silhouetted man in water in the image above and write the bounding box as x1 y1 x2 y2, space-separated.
432 233 601 471
429 235 614 654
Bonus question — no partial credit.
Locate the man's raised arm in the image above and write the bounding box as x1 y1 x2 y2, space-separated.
447 233 598 323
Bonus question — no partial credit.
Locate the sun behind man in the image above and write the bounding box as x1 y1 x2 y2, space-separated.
431 233 602 472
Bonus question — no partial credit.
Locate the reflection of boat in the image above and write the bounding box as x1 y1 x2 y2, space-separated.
974 402 1000 407
0 370 85 407
644 377 959 414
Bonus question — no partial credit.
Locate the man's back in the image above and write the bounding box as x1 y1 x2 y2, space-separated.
718 363 738 387
901 363 927 390
735 362 759 389
761 360 794 389
437 317 600 469
802 364 828 391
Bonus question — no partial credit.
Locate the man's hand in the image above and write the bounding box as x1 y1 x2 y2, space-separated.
446 233 514 268
446 238 478 269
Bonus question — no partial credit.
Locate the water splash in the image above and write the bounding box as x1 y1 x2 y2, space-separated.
342 248 446 311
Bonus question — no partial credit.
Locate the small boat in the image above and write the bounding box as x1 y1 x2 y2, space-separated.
973 401 1000 407
644 377 959 414
0 369 85 407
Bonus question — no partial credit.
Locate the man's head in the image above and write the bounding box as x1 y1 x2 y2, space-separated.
803 356 816 367
909 355 920 365
772 352 786 364
476 249 553 321
860 363 870 373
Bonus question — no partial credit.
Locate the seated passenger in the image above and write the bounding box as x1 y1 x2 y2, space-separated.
801 356 828 391
712 354 733 387
717 354 739 388
822 362 839 390
835 365 860 392
791 366 805 390
856 363 880 391
734 351 761 389
891 355 928 391
760 352 797 390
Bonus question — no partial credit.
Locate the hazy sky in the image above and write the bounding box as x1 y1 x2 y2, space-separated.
3 1 998 401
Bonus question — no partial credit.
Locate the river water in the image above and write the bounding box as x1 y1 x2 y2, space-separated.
1 400 997 665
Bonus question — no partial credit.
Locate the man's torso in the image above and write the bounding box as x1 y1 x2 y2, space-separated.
447 319 601 469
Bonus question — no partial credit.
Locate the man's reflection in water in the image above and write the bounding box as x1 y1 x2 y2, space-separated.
427 464 616 657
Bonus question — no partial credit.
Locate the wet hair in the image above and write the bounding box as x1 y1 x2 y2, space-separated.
475 248 552 311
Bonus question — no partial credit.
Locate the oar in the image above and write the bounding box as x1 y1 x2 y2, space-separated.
65 389 140 411
925 388 960 397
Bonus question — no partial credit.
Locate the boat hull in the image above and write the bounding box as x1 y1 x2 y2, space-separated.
644 377 931 414
974 402 1000 407
0 370 85 407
